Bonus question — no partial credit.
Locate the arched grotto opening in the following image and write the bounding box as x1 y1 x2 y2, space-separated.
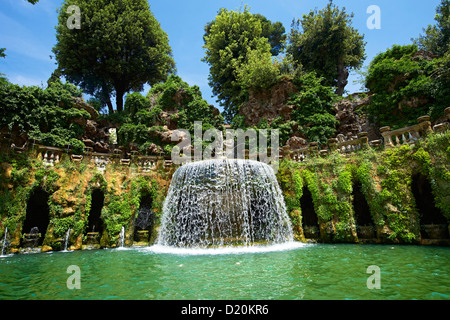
87 189 105 236
22 187 50 247
134 194 154 243
352 182 376 239
411 174 449 239
300 187 320 239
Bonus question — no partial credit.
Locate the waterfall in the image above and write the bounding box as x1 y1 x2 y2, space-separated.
1 227 8 256
119 226 125 248
63 228 71 251
157 159 294 248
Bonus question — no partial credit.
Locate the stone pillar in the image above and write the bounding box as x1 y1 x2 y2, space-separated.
357 132 369 149
380 126 392 148
309 142 319 157
319 149 328 157
445 107 450 120
327 138 338 152
282 145 291 160
417 115 432 135
433 123 448 133
29 138 40 158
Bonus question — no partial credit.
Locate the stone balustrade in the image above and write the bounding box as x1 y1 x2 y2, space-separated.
289 147 310 162
380 116 432 148
2 110 449 169
88 152 116 173
37 146 64 167
137 156 159 172
335 132 369 154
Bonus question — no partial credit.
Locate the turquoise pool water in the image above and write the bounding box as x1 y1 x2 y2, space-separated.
0 243 449 300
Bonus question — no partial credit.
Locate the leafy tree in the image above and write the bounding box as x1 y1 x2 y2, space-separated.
365 44 449 128
53 0 175 114
236 48 280 91
287 0 366 96
254 14 286 56
288 72 338 145
414 0 450 57
202 6 284 122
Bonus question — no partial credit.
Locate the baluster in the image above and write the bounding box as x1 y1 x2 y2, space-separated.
49 152 55 166
406 131 413 144
43 151 48 165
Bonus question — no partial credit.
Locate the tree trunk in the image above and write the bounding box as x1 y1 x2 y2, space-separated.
106 98 114 115
115 89 124 113
335 63 349 96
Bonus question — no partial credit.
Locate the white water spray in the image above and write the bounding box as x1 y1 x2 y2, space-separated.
1 227 8 256
157 159 294 249
119 226 125 248
63 228 71 252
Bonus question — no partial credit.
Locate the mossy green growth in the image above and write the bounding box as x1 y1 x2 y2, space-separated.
278 131 450 244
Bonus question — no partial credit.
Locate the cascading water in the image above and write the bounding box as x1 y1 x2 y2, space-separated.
1 227 9 257
157 159 294 249
63 228 71 251
119 226 125 248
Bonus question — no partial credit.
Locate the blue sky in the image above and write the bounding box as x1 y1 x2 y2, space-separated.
0 0 441 111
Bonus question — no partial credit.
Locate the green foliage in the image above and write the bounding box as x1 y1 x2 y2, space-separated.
287 0 366 95
0 79 88 154
254 14 286 56
117 75 225 154
50 216 74 238
53 0 175 113
117 123 149 147
288 72 338 145
100 175 165 246
236 48 281 91
414 0 450 57
365 44 449 128
418 131 450 217
147 75 224 133
203 6 284 122
124 92 150 118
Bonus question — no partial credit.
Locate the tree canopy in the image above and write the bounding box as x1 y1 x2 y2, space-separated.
287 0 366 96
202 7 285 123
53 0 175 114
414 0 450 57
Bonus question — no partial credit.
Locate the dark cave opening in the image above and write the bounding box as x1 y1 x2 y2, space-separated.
411 174 449 239
87 189 105 235
300 187 320 239
134 194 154 242
352 182 376 239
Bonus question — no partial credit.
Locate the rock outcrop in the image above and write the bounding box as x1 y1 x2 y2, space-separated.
239 79 296 127
333 94 380 141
